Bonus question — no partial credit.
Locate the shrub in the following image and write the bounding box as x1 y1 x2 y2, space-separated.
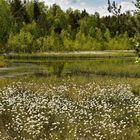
8 30 33 53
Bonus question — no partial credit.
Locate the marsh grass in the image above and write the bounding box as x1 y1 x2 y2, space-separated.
62 59 140 78
2 58 140 79
0 76 140 140
4 51 136 60
132 85 140 96
0 56 6 67
0 55 140 140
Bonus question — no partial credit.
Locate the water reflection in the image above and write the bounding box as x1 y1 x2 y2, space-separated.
0 58 139 78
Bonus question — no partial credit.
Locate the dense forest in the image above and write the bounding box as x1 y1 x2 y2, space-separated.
0 0 140 54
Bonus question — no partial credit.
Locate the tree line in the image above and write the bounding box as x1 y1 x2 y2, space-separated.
0 0 140 54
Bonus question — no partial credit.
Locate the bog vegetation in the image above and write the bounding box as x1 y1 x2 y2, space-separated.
0 77 140 140
0 0 140 55
0 1 140 140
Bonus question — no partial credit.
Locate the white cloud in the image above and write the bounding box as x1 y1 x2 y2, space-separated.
44 0 81 5
86 1 136 16
119 1 136 12
43 0 136 16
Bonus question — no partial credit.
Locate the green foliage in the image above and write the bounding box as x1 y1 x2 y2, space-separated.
0 0 140 53
0 0 12 52
33 0 40 21
8 30 33 53
130 33 140 57
132 85 140 96
104 28 111 42
60 30 74 51
108 0 122 16
44 32 63 51
21 21 39 38
33 37 47 52
10 0 29 25
108 33 132 50
0 56 6 67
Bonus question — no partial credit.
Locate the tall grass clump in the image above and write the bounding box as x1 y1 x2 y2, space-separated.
0 56 6 67
63 59 140 78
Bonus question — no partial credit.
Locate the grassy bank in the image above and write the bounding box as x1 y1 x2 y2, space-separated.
4 51 136 60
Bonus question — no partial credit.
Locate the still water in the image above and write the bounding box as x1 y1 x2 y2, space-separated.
0 58 139 78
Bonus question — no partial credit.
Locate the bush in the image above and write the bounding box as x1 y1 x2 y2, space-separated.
130 33 140 57
8 30 33 53
108 33 132 50
33 37 48 52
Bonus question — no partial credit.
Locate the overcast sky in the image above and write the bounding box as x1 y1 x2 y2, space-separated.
42 0 136 16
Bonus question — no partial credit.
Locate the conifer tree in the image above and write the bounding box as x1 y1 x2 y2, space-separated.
33 0 40 21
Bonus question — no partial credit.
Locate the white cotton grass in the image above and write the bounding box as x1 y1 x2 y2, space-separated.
135 57 140 64
0 81 139 140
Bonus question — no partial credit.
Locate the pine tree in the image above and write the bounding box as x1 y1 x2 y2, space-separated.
33 0 40 21
10 0 29 23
